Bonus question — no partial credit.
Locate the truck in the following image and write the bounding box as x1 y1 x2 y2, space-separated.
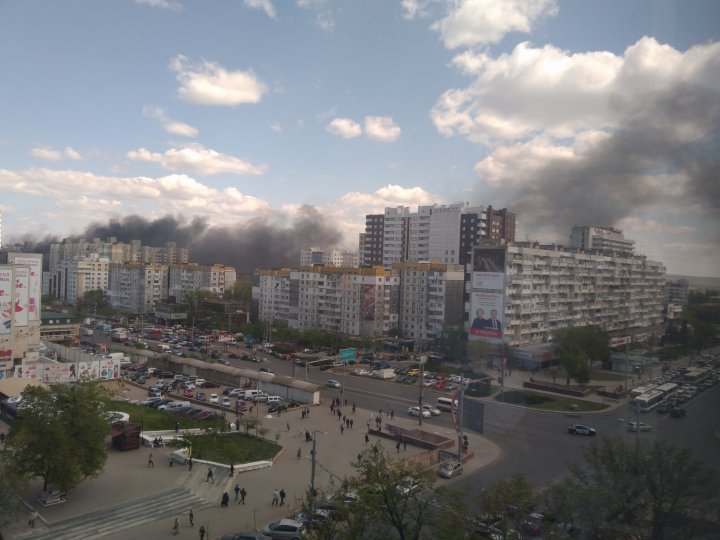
111 329 128 343
372 368 395 379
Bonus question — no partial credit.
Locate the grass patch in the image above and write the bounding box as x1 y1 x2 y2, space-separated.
171 433 280 463
494 390 608 412
105 400 225 431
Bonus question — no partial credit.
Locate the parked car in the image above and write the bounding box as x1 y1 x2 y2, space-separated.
228 353 239 359
183 389 194 398
408 406 431 418
202 381 220 388
183 408 203 417
568 424 596 436
196 392 207 401
326 379 341 388
223 387 238 396
670 407 686 418
208 393 219 404
437 461 463 479
268 402 289 413
260 518 306 539
221 396 231 407
220 532 271 540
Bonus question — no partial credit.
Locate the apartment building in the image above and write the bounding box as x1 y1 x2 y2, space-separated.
361 214 384 267
468 242 666 347
55 255 110 304
300 248 358 268
257 269 293 325
167 263 236 300
395 262 465 340
108 263 169 314
569 226 635 256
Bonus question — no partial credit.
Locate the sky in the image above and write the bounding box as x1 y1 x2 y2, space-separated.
1 0 719 276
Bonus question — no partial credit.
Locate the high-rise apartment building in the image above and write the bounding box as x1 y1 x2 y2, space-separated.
361 214 384 267
167 263 236 301
55 255 110 304
300 248 358 268
108 263 169 314
569 226 635 256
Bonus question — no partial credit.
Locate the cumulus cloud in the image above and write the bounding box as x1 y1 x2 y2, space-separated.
364 116 402 142
29 146 82 161
244 0 276 19
401 0 433 20
135 0 182 11
432 0 557 49
169 55 267 106
127 143 267 176
142 105 198 137
339 184 439 214
326 118 362 139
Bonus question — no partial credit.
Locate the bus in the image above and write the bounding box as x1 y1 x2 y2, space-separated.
684 368 710 384
633 389 665 413
654 382 678 400
630 383 658 399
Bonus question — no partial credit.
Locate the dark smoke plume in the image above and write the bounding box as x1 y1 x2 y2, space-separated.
13 206 343 273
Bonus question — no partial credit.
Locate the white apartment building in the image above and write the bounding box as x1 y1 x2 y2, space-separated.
569 226 635 255
469 242 666 347
167 263 237 300
257 269 292 325
300 248 358 268
57 255 110 304
382 207 411 268
108 263 169 315
396 262 465 340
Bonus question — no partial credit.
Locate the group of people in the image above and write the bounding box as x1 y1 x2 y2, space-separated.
271 488 287 506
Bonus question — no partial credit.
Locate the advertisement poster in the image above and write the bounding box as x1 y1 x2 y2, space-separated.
0 267 12 335
13 257 41 321
362 284 376 320
43 363 77 383
471 248 506 290
14 267 29 327
469 292 504 342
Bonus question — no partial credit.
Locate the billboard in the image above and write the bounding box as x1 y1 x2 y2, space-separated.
362 284 376 320
12 256 41 321
14 267 29 327
471 248 506 290
469 291 504 342
14 359 121 383
0 267 12 335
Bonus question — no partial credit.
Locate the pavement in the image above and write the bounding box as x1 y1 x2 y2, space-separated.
0 355 678 539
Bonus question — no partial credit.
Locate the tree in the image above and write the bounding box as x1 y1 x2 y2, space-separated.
347 444 438 540
561 437 719 539
553 328 587 385
5 383 109 494
478 474 537 539
0 452 25 529
467 339 490 370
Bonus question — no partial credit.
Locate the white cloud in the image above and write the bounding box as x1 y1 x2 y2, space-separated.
169 55 267 106
126 143 267 176
433 37 720 144
432 0 557 49
364 116 402 142
29 146 82 161
339 184 438 213
244 0 276 19
401 0 432 20
270 122 283 133
326 118 362 139
134 0 181 12
297 0 335 31
142 105 198 137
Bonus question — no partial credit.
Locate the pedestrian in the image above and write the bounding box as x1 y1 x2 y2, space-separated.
344 398 348 406
301 409 306 419
367 419 371 430
396 441 401 453
0 432 5 444
340 424 344 435
345 418 350 428
342 414 346 423
235 484 240 501
350 418 354 429
365 433 369 445
189 509 194 527
175 422 180 433
279 488 286 505
221 491 230 507
148 452 154 468
188 457 194 471
305 407 310 418
172 517 179 535
352 402 356 414
29 509 38 529
390 410 395 420
286 421 290 431
297 447 302 459
199 524 206 540
206 467 214 483
330 403 334 413
272 488 279 506
240 487 247 504
403 438 407 451
229 463 235 477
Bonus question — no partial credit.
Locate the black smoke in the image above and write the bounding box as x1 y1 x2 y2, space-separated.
12 206 343 273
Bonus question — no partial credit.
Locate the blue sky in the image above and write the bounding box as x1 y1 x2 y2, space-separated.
1 0 719 276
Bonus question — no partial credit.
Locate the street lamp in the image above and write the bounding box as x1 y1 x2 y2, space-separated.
417 355 427 426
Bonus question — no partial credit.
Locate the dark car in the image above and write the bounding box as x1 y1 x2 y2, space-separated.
568 424 596 436
670 407 686 418
196 392 207 401
202 381 220 388
260 367 273 374
183 408 203 417
656 403 670 414
268 402 288 413
228 353 239 359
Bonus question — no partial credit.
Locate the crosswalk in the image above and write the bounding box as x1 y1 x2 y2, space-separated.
19 485 209 540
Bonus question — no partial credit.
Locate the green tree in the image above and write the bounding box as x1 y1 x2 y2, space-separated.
0 452 25 529
478 474 537 538
74 289 110 318
5 383 109 494
347 444 437 540
562 437 719 539
553 328 587 385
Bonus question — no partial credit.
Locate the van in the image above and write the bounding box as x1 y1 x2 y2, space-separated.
437 397 458 412
243 389 259 400
266 395 283 404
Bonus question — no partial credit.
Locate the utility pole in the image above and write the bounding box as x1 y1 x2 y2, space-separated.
310 433 317 495
456 374 465 461
418 356 426 426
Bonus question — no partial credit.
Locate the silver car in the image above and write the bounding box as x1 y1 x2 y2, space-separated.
260 519 306 539
438 461 463 478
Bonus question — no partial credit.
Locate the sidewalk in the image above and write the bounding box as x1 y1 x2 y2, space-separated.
1 398 500 539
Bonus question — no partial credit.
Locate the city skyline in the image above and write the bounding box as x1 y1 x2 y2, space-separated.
1 1 719 277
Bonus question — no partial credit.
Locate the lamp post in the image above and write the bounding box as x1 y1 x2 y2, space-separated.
418 355 427 426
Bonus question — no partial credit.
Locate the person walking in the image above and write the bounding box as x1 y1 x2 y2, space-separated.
199 524 206 540
396 441 401 453
29 509 38 529
239 487 247 504
365 433 369 445
234 484 240 501
352 402 356 414
390 410 395 420
188 457 193 471
271 488 279 506
229 463 235 477
350 418 354 429
206 467 214 483
172 517 179 535
286 421 290 431
221 491 230 507
189 509 194 527
340 424 344 435
148 452 154 468
279 488 286 506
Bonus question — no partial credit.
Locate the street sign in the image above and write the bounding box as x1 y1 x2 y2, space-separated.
339 348 356 362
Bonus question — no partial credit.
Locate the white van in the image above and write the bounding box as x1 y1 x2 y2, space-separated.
437 397 458 412
243 389 259 400
266 395 283 404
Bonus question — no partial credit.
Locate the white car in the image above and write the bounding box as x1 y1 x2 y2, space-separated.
422 404 441 416
221 396 231 407
627 421 652 432
208 393 219 404
408 406 431 418
327 379 341 388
